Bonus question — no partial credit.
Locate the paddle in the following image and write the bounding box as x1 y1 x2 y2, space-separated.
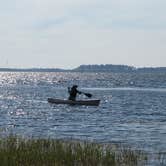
81 92 92 98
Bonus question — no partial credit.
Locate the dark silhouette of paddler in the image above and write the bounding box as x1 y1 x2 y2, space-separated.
68 85 82 101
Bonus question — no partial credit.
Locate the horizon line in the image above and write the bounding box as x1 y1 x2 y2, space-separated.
0 64 166 70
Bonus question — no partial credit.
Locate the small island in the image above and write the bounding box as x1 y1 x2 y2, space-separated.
0 64 166 73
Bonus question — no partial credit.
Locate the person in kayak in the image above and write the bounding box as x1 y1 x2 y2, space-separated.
68 85 82 101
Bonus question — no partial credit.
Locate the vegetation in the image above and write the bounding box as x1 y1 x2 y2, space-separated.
74 64 166 73
0 135 148 166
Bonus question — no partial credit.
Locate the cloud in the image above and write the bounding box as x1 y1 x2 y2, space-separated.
0 0 166 68
1 0 166 31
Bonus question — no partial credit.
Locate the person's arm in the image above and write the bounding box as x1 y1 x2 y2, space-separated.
77 90 82 94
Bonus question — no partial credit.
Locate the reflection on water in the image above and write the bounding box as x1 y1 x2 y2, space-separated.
0 72 166 153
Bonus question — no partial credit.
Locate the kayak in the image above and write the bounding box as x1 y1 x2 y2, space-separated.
48 98 100 106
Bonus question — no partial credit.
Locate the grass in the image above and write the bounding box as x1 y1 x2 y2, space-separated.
0 135 147 166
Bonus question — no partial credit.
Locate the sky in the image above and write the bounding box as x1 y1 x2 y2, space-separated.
0 0 166 69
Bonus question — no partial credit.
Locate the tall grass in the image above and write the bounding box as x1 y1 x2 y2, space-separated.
0 135 147 166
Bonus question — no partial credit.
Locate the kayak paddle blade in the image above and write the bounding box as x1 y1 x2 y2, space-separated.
84 93 92 98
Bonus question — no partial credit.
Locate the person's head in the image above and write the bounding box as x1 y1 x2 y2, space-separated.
73 85 78 88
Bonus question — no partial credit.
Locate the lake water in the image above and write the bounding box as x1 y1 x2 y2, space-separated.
0 72 166 154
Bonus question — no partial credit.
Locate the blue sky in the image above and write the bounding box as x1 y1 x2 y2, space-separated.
0 0 166 68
